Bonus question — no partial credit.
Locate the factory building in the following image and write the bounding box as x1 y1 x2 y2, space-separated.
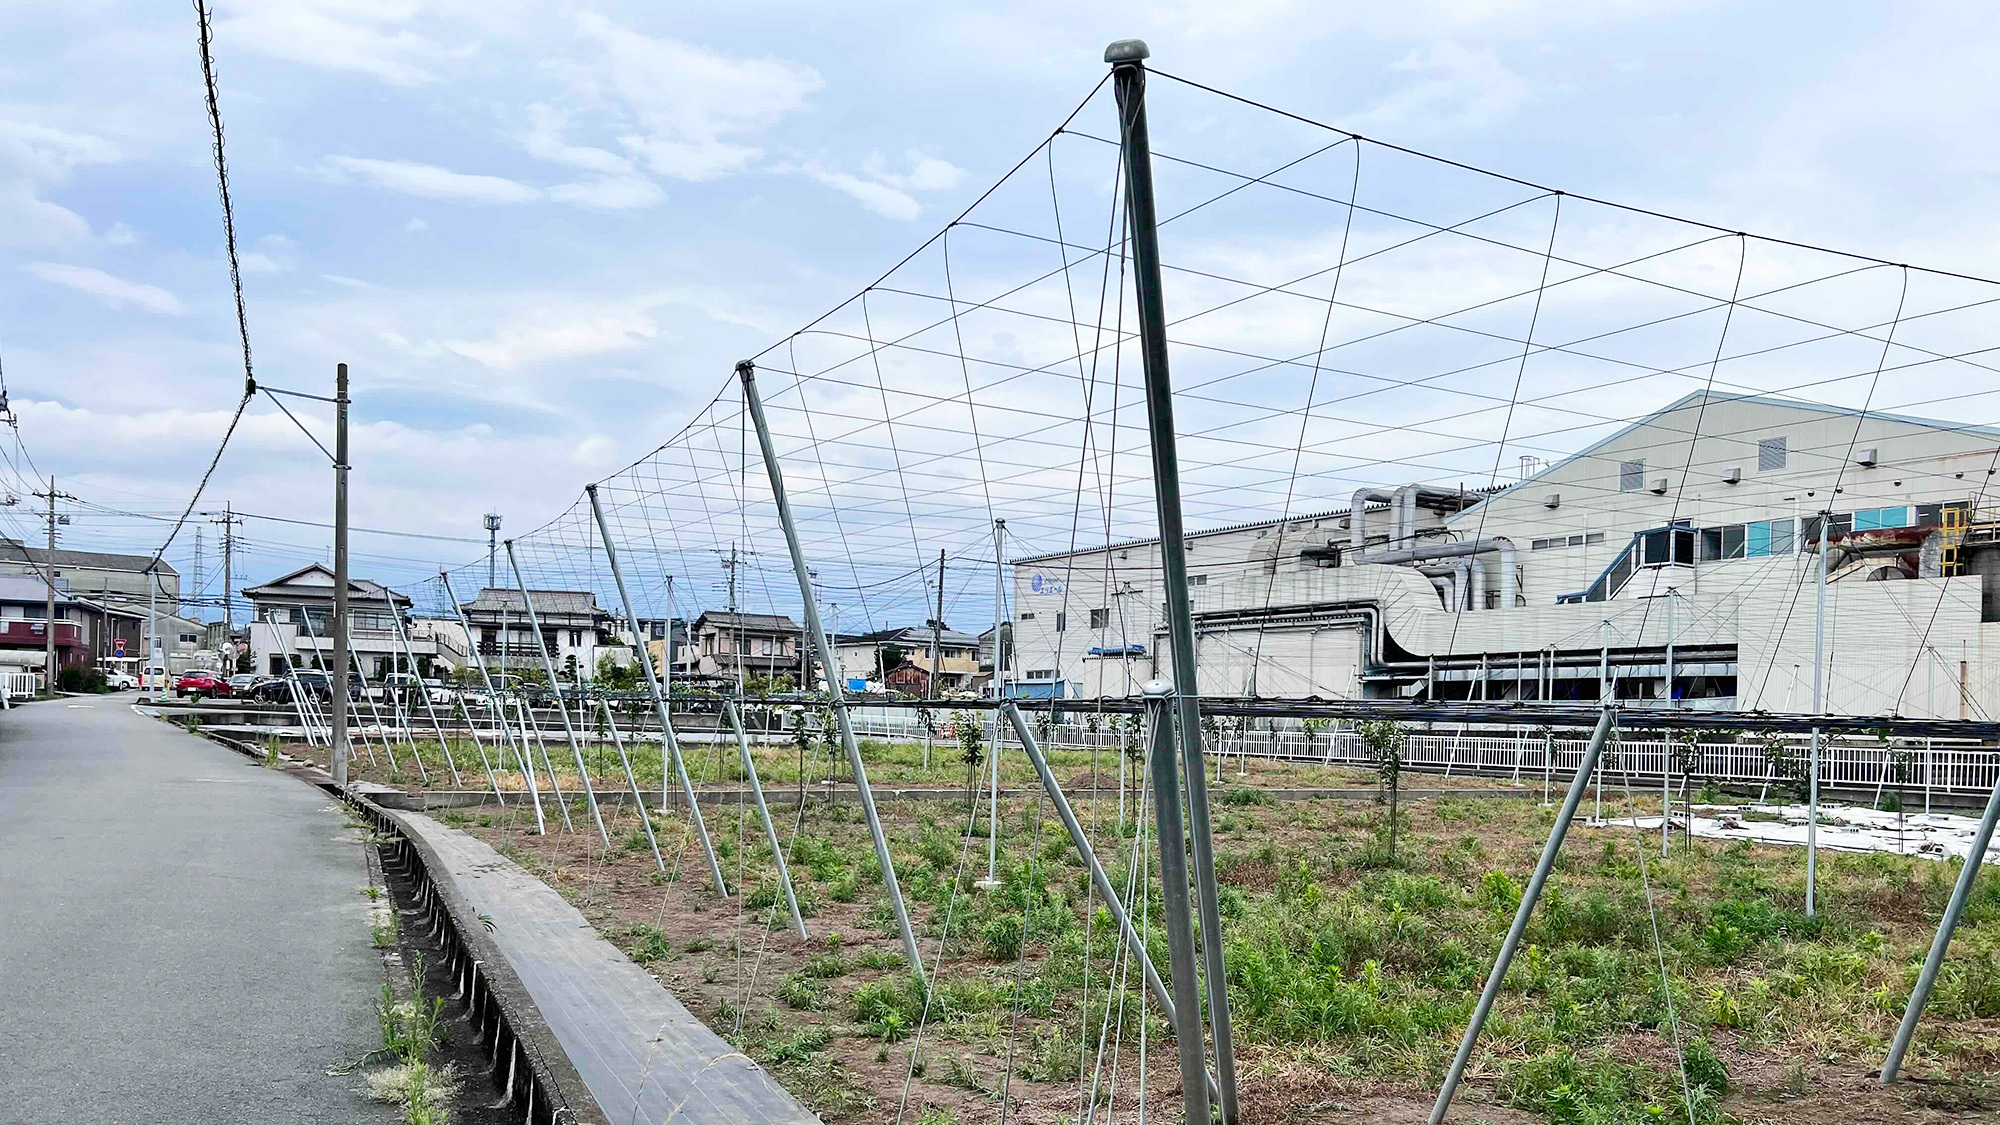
1008 391 1998 719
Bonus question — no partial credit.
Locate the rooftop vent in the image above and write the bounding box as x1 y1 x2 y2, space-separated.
1544 493 1560 509
1722 466 1742 484
1857 448 1879 467
1649 478 1669 495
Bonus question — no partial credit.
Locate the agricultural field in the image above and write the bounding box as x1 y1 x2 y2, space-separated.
414 754 2000 1125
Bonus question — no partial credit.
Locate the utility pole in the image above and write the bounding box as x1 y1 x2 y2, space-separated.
1108 38 1237 1122
34 478 78 690
331 363 352 788
484 513 502 589
209 503 243 667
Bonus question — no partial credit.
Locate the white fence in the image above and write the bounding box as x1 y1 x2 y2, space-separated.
1 671 40 705
844 707 2000 800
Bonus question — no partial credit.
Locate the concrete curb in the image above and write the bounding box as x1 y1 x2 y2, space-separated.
200 729 610 1125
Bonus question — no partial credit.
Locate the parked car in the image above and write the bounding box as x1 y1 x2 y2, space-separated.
103 670 139 690
227 674 258 694
175 671 234 699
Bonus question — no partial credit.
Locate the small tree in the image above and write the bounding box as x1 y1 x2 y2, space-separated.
877 644 907 681
953 709 985 811
1360 719 1408 861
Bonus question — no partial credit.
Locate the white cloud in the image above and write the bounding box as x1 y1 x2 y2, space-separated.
215 0 450 87
789 151 967 221
322 273 372 288
572 11 822 182
546 176 665 209
24 262 187 314
403 217 429 232
0 120 120 246
104 222 138 245
1350 41 1531 134
523 102 634 175
327 155 541 204
444 308 659 370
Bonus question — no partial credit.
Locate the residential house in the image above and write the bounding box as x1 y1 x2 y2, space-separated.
458 587 628 682
690 611 804 682
243 563 466 679
830 623 980 693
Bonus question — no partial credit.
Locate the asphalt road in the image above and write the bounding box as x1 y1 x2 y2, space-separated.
0 693 397 1124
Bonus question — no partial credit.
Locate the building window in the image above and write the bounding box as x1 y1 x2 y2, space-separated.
1585 532 1605 544
1853 506 1909 531
570 629 582 647
1619 460 1645 491
1802 512 1854 544
1758 436 1787 471
1089 608 1109 629
1191 574 1207 586
1019 612 1036 621
1054 612 1066 632
1025 668 1057 681
1745 518 1795 557
179 633 198 644
1699 525 1746 560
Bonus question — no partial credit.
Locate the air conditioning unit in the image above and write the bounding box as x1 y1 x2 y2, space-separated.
1544 493 1560 509
1649 478 1669 495
1857 448 1879 467
1722 467 1742 484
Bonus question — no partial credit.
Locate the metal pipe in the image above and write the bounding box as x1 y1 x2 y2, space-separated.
455 693 508 808
987 517 1006 887
736 359 923 982
724 700 806 939
1110 40 1236 1121
507 543 608 846
388 596 463 786
584 484 727 896
514 698 572 832
1811 510 1827 915
1138 677 1211 1125
1001 700 1223 1103
444 570 544 834
597 698 663 871
1882 771 2000 1082
1432 706 1617 1123
1349 487 1397 552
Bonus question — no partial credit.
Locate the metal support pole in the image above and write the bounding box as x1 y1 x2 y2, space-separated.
516 698 573 832
1140 678 1212 1125
444 571 543 834
725 700 806 939
584 484 728 896
736 360 924 983
457 694 508 808
1003 699 1224 1104
1108 38 1236 1121
598 698 664 872
332 363 351 787
1810 511 1827 916
389 600 462 786
1882 771 2000 1082
1432 707 1617 1124
300 607 375 768
985 517 1006 889
507 543 608 846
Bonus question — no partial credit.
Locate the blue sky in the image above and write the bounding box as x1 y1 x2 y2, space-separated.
6 0 2000 622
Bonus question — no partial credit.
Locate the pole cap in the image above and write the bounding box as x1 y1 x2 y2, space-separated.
1104 39 1150 64
735 359 757 384
1141 678 1174 698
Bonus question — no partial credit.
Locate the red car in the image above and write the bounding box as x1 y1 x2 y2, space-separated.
175 671 234 699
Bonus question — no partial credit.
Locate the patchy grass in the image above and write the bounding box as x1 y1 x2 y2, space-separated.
449 749 2000 1124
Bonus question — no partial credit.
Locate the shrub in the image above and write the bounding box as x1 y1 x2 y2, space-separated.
1682 1036 1729 1095
981 913 1024 961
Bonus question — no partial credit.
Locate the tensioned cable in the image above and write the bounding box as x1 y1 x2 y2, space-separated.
1247 139 1361 690
1147 68 2000 288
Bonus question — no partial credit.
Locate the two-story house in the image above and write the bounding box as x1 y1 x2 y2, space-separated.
457 587 627 682
243 563 465 679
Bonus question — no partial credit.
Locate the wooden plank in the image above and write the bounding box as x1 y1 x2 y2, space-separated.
397 811 819 1124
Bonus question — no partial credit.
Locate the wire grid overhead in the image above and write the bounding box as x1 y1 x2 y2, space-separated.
457 67 2000 677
